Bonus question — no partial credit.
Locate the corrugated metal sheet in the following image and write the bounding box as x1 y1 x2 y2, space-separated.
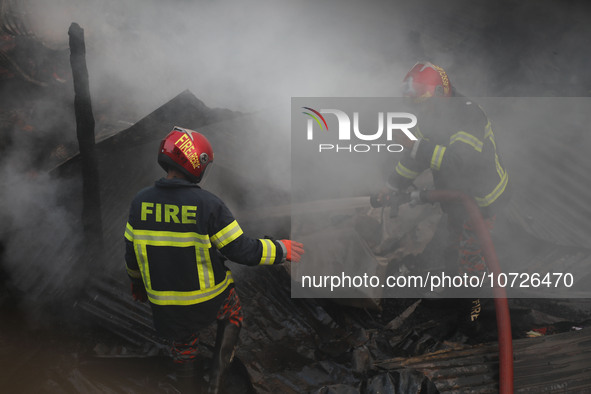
375 327 591 393
51 90 591 392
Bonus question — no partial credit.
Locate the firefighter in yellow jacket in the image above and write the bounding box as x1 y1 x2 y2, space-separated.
375 63 510 331
124 126 304 392
384 62 510 278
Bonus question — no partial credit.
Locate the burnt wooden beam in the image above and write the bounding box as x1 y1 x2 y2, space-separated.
68 22 104 264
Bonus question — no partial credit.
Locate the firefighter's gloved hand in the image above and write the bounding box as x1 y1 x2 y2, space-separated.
370 186 398 208
280 240 305 262
409 190 422 206
131 281 148 302
370 192 388 208
409 190 428 206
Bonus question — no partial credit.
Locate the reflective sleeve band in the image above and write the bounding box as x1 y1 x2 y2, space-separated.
124 222 134 241
475 172 509 207
278 240 287 262
259 239 276 265
211 220 243 249
126 266 141 279
430 145 446 171
395 162 420 179
450 131 483 152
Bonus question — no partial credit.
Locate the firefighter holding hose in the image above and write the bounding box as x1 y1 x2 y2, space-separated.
376 62 510 327
124 126 304 393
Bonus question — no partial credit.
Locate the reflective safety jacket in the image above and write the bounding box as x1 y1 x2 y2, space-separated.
389 98 509 217
124 177 285 338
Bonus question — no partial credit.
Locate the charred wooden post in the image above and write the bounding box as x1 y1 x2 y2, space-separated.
68 22 104 265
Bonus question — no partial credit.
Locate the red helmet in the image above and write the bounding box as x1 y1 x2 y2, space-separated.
158 126 214 183
402 62 453 100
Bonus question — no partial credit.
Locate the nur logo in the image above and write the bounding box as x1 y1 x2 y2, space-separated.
302 107 329 137
301 107 418 153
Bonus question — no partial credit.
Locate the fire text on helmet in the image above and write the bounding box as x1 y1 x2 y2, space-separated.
175 134 201 169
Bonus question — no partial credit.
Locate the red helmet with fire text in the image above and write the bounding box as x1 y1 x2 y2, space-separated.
402 61 453 101
158 126 214 183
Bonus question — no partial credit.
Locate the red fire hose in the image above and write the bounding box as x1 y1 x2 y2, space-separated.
423 190 514 394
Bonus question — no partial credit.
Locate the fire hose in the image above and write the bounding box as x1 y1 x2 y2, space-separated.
254 189 514 391
370 188 514 392
416 189 514 394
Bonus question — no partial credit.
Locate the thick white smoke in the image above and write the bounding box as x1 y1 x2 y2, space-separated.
0 162 82 305
2 0 591 307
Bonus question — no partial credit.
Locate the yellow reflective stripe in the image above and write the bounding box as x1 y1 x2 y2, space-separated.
395 162 420 179
488 133 497 150
494 152 505 179
135 243 151 289
492 134 506 180
131 229 211 247
126 266 141 279
414 126 425 140
483 124 507 182
124 222 134 241
475 172 509 207
132 229 216 294
450 131 483 152
484 121 493 139
195 246 215 289
430 145 446 171
486 123 497 153
147 271 234 306
211 220 243 249
259 239 276 265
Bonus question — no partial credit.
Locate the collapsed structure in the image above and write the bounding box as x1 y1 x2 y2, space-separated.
47 90 591 392
1 1 590 390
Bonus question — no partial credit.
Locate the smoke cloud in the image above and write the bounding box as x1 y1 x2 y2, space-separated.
0 162 82 306
2 0 591 306
19 0 414 114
